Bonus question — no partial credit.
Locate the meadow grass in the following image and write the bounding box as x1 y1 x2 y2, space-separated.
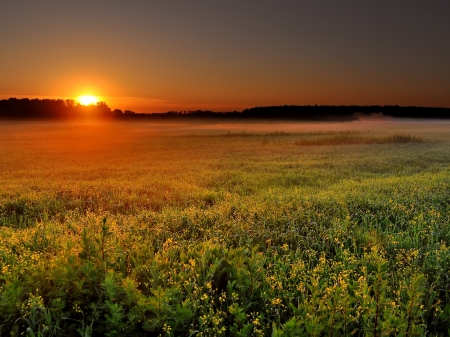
294 132 424 146
1 121 450 336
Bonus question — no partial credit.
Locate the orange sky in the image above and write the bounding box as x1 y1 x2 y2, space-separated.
1 1 449 112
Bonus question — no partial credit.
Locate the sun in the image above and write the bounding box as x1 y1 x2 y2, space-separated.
77 95 99 106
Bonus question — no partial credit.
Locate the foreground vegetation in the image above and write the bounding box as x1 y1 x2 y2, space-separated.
1 121 450 336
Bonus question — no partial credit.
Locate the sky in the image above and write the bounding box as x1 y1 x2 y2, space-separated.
1 1 449 112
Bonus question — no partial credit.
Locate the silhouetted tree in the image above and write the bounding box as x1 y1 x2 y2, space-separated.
123 110 136 117
0 98 116 120
113 109 123 118
1 99 449 120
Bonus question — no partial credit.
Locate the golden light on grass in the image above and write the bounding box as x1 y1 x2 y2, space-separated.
77 95 99 106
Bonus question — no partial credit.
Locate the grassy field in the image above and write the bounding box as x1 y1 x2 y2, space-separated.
1 120 450 336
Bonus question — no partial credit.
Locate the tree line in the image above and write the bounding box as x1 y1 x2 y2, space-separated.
1 98 449 120
240 105 450 120
0 98 122 120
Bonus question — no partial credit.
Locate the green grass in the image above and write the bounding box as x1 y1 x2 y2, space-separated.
1 121 450 336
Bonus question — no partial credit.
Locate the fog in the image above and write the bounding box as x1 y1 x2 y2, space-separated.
1 118 450 145
108 118 450 137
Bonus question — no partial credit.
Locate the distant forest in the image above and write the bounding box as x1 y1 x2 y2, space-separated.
1 98 450 121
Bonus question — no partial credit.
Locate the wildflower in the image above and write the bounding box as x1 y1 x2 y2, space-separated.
271 298 282 306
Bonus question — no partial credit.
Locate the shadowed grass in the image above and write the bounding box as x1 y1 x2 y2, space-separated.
295 133 424 146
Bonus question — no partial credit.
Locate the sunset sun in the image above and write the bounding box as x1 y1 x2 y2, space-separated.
77 95 98 106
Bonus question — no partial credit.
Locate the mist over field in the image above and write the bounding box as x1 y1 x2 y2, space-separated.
2 118 448 139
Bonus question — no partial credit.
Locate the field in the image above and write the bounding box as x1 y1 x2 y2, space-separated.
1 120 450 336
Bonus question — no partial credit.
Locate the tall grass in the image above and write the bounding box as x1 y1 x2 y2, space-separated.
1 123 450 336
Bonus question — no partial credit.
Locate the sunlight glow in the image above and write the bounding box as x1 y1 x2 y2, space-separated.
77 95 99 106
